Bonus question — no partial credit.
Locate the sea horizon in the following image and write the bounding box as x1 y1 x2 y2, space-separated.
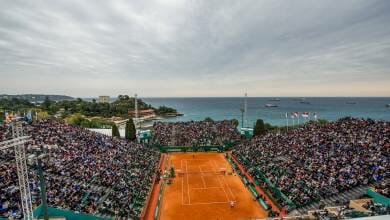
138 97 390 127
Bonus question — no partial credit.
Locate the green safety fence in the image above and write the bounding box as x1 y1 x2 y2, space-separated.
157 145 224 153
248 184 270 210
33 205 111 220
367 188 390 206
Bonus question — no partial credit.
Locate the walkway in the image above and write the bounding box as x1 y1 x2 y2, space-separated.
143 154 167 220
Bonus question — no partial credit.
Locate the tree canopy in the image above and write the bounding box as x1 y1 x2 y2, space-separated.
253 119 266 136
204 117 214 122
0 98 34 111
112 124 120 137
0 95 179 122
125 118 137 141
155 105 177 115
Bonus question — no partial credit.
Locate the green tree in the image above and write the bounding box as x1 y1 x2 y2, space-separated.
125 118 137 141
253 119 266 136
42 96 51 110
317 119 329 125
155 106 177 115
112 124 120 137
80 120 91 128
37 111 50 120
231 119 239 127
204 117 214 122
0 111 4 124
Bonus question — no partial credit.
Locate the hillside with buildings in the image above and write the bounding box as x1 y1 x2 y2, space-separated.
0 94 180 128
0 94 74 102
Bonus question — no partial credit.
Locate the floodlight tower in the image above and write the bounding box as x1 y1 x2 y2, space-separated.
0 121 33 220
134 93 141 132
134 93 138 120
244 93 248 128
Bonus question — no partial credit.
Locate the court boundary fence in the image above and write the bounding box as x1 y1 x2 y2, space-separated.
153 141 239 153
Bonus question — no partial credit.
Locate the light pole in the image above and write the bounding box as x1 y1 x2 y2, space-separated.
29 150 49 220
240 108 244 128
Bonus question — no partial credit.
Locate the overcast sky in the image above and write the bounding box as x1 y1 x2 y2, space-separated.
1 0 389 97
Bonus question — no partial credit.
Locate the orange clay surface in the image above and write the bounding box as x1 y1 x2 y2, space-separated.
159 152 267 220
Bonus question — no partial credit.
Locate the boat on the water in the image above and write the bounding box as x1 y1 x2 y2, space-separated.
386 104 390 107
265 103 278 107
268 98 280 101
346 102 357 104
299 97 310 104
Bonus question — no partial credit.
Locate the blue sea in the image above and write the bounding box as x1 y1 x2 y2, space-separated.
142 97 390 127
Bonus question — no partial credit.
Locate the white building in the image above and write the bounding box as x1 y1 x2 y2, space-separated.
98 96 110 103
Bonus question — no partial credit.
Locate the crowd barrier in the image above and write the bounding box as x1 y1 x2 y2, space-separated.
33 205 110 220
153 140 239 153
155 145 225 153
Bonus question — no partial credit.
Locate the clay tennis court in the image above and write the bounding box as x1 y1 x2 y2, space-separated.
159 152 267 220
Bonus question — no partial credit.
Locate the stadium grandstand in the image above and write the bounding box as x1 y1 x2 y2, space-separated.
1 120 160 219
232 117 389 215
152 120 240 147
1 118 389 220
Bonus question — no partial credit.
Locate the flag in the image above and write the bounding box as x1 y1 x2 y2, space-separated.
290 112 295 118
301 112 309 118
285 112 288 118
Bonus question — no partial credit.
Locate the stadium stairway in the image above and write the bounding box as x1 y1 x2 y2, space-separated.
295 185 367 215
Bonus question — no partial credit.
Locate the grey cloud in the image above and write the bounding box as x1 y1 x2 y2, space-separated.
0 0 389 97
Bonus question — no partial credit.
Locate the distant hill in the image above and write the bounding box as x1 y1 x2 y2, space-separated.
0 94 74 102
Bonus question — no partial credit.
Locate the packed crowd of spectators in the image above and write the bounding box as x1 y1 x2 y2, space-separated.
232 118 389 209
363 200 390 215
152 120 240 146
0 120 160 219
371 181 389 198
311 201 390 219
311 206 369 219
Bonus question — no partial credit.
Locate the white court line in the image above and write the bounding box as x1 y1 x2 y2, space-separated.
191 186 223 190
212 159 236 201
183 159 209 161
209 160 231 202
199 166 207 188
182 201 230 205
186 160 191 204
181 159 184 205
